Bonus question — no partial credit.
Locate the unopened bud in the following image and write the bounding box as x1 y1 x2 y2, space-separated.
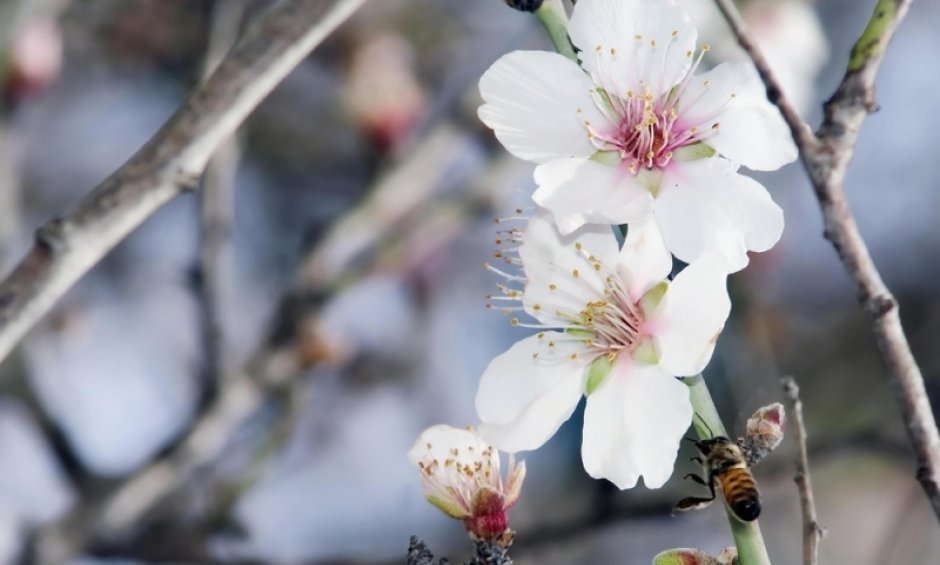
504 0 544 13
739 402 786 466
653 548 720 565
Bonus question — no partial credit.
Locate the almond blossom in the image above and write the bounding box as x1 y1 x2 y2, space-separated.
477 0 797 271
477 213 730 489
408 425 526 540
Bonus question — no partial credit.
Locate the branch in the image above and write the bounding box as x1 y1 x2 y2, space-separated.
711 0 940 522
30 121 502 564
195 0 248 403
0 0 370 367
781 377 823 565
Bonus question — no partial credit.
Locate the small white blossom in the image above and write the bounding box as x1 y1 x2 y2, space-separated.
478 0 797 271
477 213 730 489
408 425 525 540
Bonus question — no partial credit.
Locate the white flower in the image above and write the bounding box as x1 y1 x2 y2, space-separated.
477 213 730 489
408 425 526 539
477 0 797 272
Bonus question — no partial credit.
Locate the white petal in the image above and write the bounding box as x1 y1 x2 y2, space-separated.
653 159 784 271
476 333 588 452
651 254 731 376
407 425 490 468
678 61 797 170
533 158 653 235
569 0 697 99
478 51 603 164
616 218 672 301
581 358 692 489
519 212 620 325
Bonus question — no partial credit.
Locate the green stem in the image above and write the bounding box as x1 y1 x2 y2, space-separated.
686 374 772 565
534 0 577 63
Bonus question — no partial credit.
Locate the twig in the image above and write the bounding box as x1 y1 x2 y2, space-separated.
711 0 940 522
0 0 371 368
195 0 247 403
782 377 823 565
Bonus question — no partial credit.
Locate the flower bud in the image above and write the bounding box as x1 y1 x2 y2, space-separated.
739 402 786 466
408 425 525 540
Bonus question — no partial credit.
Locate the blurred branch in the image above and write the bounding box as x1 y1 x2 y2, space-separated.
712 0 940 521
0 123 21 270
196 0 248 405
781 377 824 565
32 122 507 563
0 0 370 368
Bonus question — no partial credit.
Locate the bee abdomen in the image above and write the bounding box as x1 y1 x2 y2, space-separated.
720 468 761 522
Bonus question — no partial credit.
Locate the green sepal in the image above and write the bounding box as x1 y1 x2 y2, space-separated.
632 338 660 364
565 328 594 339
594 87 616 115
585 354 614 395
637 168 664 197
589 150 621 166
640 281 668 314
426 494 467 519
673 142 716 162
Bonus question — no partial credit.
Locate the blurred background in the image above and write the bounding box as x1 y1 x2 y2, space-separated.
0 0 938 563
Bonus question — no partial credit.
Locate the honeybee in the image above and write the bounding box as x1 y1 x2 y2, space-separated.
675 435 761 522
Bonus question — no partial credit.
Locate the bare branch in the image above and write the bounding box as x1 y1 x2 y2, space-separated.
781 377 823 565
196 0 248 402
0 0 370 367
29 121 502 564
712 0 940 521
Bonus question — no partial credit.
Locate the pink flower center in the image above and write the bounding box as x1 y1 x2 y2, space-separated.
580 44 722 174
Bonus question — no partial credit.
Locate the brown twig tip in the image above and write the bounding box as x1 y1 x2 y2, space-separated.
781 377 824 565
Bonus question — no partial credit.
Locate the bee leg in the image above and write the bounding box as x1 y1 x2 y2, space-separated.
674 474 719 515
673 495 716 513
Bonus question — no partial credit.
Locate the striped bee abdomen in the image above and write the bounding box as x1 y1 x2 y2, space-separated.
719 467 761 522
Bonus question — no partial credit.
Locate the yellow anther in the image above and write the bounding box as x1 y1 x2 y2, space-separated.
511 318 520 327
572 269 580 278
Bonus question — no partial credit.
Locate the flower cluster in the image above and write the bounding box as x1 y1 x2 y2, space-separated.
410 0 795 527
472 0 794 488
